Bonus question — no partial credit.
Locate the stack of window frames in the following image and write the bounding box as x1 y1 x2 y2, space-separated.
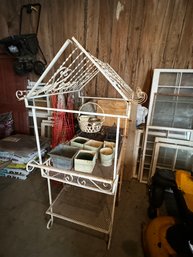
139 69 193 183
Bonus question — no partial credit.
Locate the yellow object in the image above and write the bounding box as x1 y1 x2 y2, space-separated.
176 170 193 212
0 161 26 169
143 170 193 257
7 163 26 169
143 216 176 257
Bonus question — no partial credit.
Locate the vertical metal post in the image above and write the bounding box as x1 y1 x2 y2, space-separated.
32 107 54 228
107 179 119 249
32 108 42 164
113 117 120 180
46 177 54 229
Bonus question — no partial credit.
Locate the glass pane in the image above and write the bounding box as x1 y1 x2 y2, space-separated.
158 87 176 94
157 147 176 169
168 130 193 141
179 88 193 95
159 72 178 86
173 102 193 129
151 102 175 127
181 73 193 87
175 149 193 171
155 94 177 101
148 128 193 141
151 94 193 129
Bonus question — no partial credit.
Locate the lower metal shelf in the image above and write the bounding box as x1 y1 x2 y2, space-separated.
46 185 114 233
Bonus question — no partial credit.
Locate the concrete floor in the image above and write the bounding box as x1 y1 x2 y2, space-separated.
0 171 148 257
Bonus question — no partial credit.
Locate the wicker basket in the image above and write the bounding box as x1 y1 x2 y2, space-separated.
78 102 105 133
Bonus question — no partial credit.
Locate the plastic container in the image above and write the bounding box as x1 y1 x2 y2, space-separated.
74 150 96 173
70 136 89 148
48 144 79 170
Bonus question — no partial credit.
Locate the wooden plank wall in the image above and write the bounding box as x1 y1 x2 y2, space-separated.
1 0 193 96
1 0 193 179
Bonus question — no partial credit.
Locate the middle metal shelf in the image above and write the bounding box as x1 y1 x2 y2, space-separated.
27 136 126 194
27 158 119 195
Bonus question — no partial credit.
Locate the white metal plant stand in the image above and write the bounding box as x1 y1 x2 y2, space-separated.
16 37 146 248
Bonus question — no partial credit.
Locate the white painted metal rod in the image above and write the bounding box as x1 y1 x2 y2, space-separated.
113 117 120 180
45 47 79 88
27 39 72 97
32 108 43 164
78 70 99 91
26 104 129 118
46 210 109 233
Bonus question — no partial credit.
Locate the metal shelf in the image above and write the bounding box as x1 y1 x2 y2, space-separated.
28 157 120 194
46 185 114 233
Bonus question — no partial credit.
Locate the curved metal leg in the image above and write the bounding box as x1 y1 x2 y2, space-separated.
107 230 112 250
47 216 54 229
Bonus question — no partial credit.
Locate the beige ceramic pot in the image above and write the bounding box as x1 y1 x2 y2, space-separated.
100 147 113 167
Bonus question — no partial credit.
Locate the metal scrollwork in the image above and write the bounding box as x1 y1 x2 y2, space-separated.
26 159 39 172
16 90 28 100
134 87 148 104
77 176 112 192
90 180 112 192
63 174 73 183
103 183 110 188
77 177 87 186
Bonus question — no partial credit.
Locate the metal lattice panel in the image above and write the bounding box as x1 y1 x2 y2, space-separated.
33 47 99 97
46 185 113 233
15 37 147 103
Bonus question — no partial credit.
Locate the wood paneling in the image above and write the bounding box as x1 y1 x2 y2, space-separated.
1 0 193 178
97 99 128 128
1 0 193 96
0 52 29 134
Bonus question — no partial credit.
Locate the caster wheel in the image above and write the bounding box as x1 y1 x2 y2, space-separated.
13 61 26 75
34 60 45 75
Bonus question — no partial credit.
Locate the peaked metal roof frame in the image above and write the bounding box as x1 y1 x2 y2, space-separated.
16 37 134 101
